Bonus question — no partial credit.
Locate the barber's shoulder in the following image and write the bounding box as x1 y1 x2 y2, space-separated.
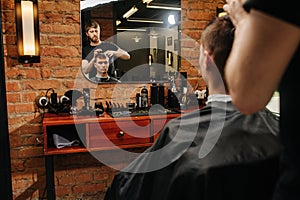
101 41 119 49
101 41 116 46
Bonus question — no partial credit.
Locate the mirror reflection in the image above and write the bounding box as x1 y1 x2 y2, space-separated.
80 0 181 83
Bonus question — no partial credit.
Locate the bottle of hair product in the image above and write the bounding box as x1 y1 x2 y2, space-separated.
136 93 141 110
95 101 104 116
158 84 165 107
167 89 179 109
141 85 148 110
150 83 158 106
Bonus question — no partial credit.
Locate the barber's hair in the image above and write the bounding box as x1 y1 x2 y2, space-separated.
95 53 109 61
201 15 235 88
85 20 100 33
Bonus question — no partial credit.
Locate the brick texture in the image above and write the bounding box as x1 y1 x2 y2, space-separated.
1 0 224 199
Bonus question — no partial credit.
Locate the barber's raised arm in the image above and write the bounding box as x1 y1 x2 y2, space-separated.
81 58 95 74
116 48 130 60
104 48 130 60
225 9 300 114
82 48 103 74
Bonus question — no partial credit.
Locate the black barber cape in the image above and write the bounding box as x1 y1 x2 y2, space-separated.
105 101 282 200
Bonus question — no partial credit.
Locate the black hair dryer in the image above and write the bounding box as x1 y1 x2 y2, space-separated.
82 88 91 110
79 88 94 115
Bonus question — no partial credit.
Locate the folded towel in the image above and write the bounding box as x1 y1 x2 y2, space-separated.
53 133 80 149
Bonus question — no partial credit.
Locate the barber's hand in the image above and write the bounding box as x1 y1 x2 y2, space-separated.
93 48 103 58
223 0 247 27
104 50 115 58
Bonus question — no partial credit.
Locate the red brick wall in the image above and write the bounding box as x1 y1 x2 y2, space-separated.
181 0 225 89
1 0 224 199
90 3 114 41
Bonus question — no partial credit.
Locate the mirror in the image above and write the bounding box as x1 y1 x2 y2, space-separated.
80 0 181 83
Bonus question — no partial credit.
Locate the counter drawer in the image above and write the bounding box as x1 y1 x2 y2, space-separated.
88 120 151 148
152 118 173 141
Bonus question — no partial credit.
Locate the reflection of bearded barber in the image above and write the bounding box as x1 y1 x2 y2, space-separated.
81 20 130 79
90 53 120 83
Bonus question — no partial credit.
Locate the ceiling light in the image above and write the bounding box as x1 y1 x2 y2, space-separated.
123 6 138 19
142 0 153 4
146 4 181 11
132 36 142 43
116 20 122 26
168 14 176 25
127 18 163 24
117 28 147 32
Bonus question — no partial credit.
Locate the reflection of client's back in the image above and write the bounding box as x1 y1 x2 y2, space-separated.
89 53 120 83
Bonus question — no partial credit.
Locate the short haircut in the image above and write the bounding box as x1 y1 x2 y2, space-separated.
201 15 235 88
95 53 109 61
85 20 100 33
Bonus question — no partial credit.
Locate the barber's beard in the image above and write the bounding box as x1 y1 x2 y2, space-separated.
91 36 99 43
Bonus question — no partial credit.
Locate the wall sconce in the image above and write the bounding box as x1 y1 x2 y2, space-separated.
148 54 153 66
15 0 40 63
167 51 173 66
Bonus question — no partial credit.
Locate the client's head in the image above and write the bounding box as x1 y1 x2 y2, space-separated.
94 53 109 77
199 15 235 93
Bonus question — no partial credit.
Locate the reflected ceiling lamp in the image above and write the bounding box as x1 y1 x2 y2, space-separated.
146 4 181 11
116 19 122 26
168 14 176 25
127 18 163 24
15 0 40 63
132 36 142 43
117 28 147 32
142 0 153 4
123 6 138 19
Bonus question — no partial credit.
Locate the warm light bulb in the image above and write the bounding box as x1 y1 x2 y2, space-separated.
21 0 36 55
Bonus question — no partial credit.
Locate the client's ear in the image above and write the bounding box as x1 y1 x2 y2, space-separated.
205 51 217 70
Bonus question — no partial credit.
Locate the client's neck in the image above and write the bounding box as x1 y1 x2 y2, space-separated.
96 72 108 78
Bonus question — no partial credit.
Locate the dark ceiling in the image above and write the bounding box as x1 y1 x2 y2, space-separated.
115 0 181 28
81 0 181 28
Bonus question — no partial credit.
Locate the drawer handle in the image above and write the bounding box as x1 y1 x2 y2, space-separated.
117 131 124 137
